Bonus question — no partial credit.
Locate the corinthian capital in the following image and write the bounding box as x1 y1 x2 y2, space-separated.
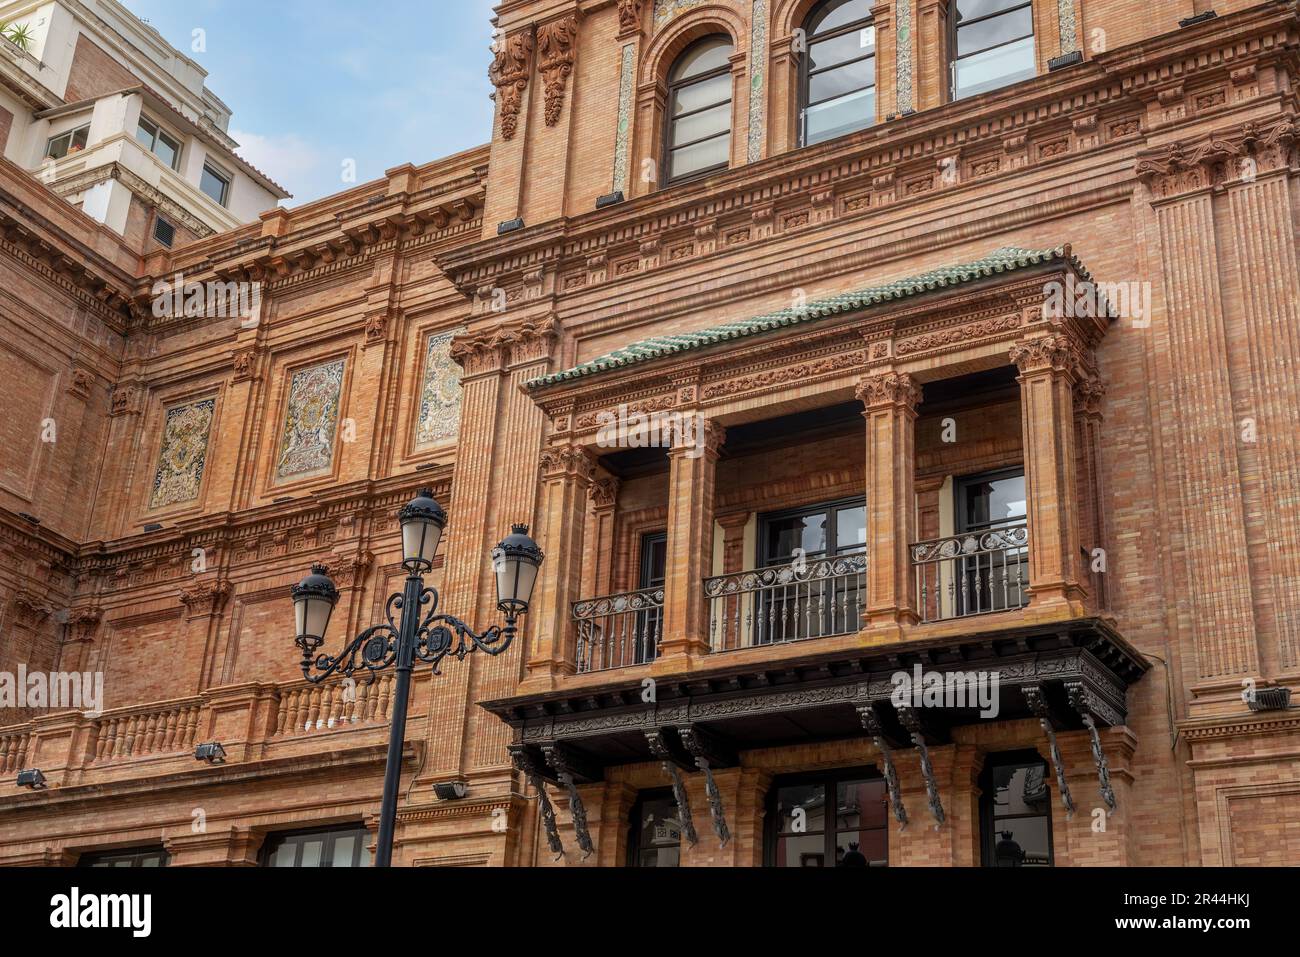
1009 334 1077 375
539 444 597 482
855 372 922 410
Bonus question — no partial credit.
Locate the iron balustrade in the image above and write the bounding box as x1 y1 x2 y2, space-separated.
911 524 1030 623
704 554 867 651
573 585 666 673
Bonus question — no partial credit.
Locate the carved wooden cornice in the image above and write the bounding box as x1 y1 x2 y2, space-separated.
489 26 536 140
1136 114 1299 200
537 14 580 127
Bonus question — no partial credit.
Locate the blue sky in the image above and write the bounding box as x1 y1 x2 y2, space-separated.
121 0 498 205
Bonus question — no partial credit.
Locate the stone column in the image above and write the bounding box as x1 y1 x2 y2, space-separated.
582 473 620 601
1073 372 1107 610
657 420 725 665
521 445 596 689
1010 335 1087 616
857 372 920 632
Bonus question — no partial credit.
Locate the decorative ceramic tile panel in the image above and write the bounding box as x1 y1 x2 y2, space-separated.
415 328 465 447
896 0 914 113
747 0 768 162
1057 0 1079 55
150 398 216 510
275 358 345 480
613 43 636 193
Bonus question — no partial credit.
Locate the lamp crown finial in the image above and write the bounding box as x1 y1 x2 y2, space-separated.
310 562 330 576
418 486 435 498
511 523 530 535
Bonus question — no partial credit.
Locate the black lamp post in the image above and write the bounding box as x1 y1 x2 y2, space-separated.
291 487 543 867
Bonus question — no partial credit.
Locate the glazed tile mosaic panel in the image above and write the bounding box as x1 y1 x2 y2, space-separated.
275 358 346 481
415 329 464 448
149 398 217 510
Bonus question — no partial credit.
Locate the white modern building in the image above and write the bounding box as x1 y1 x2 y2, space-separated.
0 0 288 249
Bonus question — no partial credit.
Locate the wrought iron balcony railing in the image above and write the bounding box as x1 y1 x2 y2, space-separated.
704 554 867 652
911 524 1030 623
573 585 665 674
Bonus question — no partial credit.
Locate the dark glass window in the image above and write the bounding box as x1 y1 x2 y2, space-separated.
261 824 371 867
953 468 1028 615
767 768 888 867
136 116 182 170
45 124 89 160
200 163 231 206
79 846 168 868
636 531 667 664
628 789 682 867
664 36 733 183
755 497 866 642
800 0 876 146
981 752 1054 866
951 0 1036 100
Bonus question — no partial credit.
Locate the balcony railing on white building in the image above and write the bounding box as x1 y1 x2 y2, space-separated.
573 586 665 674
911 524 1029 623
704 555 867 652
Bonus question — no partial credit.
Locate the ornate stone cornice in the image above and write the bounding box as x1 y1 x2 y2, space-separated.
537 15 579 127
1136 114 1299 200
50 162 218 239
856 371 922 410
489 26 536 140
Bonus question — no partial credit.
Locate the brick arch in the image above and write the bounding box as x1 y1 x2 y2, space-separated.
772 0 831 39
639 4 747 90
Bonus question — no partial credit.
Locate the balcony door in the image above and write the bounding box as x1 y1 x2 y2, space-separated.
955 468 1028 615
636 532 667 665
756 498 866 644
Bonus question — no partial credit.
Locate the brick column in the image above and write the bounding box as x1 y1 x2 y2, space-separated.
1073 372 1108 610
657 420 725 665
857 372 920 631
522 445 595 689
1047 727 1137 866
582 474 620 601
1010 335 1087 616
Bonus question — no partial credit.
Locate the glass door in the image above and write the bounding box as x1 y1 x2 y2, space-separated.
955 469 1028 614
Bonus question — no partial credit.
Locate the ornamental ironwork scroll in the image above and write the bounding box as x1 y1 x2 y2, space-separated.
510 747 563 860
679 726 732 848
1022 684 1075 819
1067 681 1117 813
646 730 699 847
897 706 945 828
543 745 596 859
857 704 908 830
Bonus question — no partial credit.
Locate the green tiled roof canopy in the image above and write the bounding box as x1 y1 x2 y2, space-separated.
525 245 1091 392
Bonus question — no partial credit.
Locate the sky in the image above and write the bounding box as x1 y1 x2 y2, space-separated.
121 0 498 206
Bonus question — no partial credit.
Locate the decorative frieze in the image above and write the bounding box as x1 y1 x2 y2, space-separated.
275 358 346 481
150 398 217 511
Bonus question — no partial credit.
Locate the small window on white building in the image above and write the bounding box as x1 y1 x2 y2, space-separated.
153 216 176 248
136 116 182 170
200 162 231 206
46 124 90 160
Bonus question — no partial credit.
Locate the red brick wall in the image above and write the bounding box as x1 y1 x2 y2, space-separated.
63 34 137 103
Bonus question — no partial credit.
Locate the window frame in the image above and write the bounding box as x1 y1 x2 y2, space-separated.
661 35 735 187
949 0 1037 101
758 495 867 566
763 765 889 867
79 846 169 868
978 749 1055 867
46 123 90 160
797 0 878 148
626 786 682 867
136 114 183 170
259 823 372 868
200 160 232 207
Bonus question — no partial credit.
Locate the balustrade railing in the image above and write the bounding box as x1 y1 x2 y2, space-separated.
573 586 665 673
704 554 867 652
0 728 30 774
911 524 1030 623
273 673 396 736
91 699 204 762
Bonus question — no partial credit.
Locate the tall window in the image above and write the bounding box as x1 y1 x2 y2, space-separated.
79 846 168 867
628 789 682 867
955 467 1028 615
980 752 1054 866
664 36 734 184
951 0 1036 100
636 531 667 665
767 768 888 866
136 116 182 170
800 0 876 146
261 824 371 867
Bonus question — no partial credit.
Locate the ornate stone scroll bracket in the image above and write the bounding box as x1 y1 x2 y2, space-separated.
489 27 536 141
510 745 564 861
678 725 734 848
1066 681 1118 814
896 705 946 829
537 15 579 127
646 729 699 848
542 743 598 860
857 704 909 831
1022 684 1076 819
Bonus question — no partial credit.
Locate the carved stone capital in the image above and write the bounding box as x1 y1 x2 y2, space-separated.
617 0 644 36
231 347 258 382
1009 334 1077 376
179 579 232 619
67 605 104 643
9 590 53 627
109 385 144 417
330 551 374 587
669 418 725 457
1073 372 1106 416
588 475 621 508
1136 115 1300 199
855 371 922 410
540 444 597 482
451 314 559 375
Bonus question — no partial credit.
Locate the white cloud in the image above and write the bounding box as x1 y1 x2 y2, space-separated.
229 128 325 197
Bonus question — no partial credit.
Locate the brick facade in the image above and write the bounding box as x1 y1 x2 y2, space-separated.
0 0 1297 867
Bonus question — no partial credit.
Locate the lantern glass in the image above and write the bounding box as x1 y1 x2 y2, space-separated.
291 564 339 642
492 524 544 615
399 489 447 568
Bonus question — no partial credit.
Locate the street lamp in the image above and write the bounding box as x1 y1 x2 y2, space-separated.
290 487 543 867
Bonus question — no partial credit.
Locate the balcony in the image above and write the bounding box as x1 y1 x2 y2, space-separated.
911 524 1030 624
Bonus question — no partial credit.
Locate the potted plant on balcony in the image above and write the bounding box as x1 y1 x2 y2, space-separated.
2 21 35 52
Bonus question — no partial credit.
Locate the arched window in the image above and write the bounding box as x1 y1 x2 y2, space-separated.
800 0 876 147
952 0 1036 100
664 36 734 184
